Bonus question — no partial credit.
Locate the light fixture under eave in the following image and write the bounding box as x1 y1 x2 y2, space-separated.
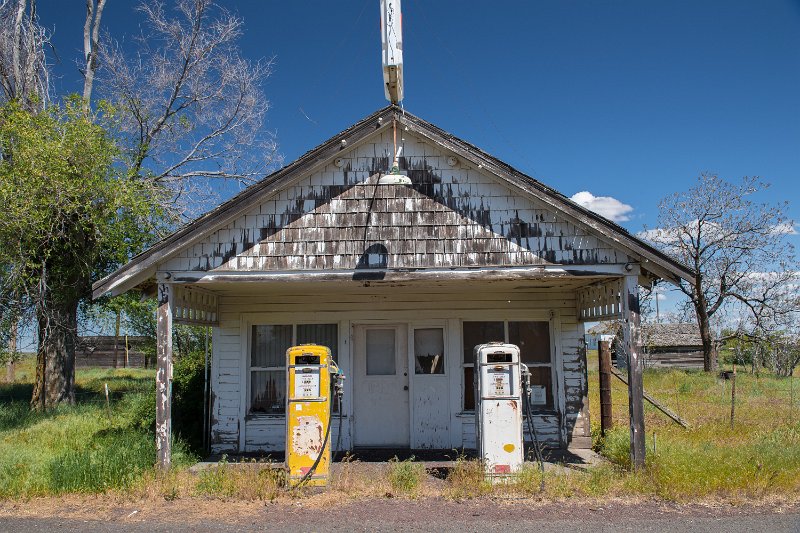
378 144 411 184
378 172 411 185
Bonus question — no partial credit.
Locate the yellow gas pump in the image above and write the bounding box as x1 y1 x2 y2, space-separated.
286 344 343 487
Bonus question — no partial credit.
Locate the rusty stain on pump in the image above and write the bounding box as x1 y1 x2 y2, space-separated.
292 415 324 458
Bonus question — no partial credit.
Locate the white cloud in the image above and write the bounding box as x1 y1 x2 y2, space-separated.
656 293 667 301
570 191 634 222
637 228 668 242
769 222 798 235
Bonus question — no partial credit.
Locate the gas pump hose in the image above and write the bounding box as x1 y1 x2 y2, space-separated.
334 401 344 462
523 390 546 492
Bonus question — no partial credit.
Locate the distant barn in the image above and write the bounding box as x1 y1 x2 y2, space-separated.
75 336 151 368
588 322 704 370
641 323 704 369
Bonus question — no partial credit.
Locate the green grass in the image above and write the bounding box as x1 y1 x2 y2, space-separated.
2 353 798 502
587 360 800 499
0 358 195 498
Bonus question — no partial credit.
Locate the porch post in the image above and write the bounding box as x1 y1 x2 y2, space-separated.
598 340 613 436
621 273 645 470
156 280 173 470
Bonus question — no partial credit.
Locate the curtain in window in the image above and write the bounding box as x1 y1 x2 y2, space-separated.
250 370 285 414
251 325 292 367
297 324 338 361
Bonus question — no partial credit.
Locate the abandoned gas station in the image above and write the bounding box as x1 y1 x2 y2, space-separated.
92 104 693 472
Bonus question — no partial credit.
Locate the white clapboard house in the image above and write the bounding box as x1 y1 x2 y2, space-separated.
93 106 693 463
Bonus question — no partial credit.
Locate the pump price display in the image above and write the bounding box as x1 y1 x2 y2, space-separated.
294 368 321 398
489 369 511 397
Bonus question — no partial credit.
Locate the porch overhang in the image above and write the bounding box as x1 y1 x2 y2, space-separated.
163 263 630 286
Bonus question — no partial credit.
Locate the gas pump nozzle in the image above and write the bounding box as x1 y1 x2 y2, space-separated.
329 363 346 461
520 363 531 397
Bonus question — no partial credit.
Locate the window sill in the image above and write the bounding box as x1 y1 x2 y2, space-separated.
246 413 285 421
246 413 347 421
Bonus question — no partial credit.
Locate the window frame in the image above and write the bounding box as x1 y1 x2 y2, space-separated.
247 322 339 418
412 326 447 376
461 319 556 414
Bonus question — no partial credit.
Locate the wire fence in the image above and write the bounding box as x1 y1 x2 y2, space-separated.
597 369 800 430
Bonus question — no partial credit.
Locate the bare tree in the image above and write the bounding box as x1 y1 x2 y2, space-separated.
81 0 106 111
100 0 277 215
0 0 49 109
643 174 798 371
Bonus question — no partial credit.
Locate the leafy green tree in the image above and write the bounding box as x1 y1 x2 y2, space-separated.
0 99 162 408
1 0 274 408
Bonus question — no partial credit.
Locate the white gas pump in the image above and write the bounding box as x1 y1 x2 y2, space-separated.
475 342 545 484
474 342 524 480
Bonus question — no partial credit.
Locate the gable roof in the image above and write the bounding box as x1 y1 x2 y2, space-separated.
92 105 694 299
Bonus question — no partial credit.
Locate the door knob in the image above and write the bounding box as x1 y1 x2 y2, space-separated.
403 385 409 391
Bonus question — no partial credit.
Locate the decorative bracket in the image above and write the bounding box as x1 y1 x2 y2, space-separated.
576 278 623 322
172 285 219 326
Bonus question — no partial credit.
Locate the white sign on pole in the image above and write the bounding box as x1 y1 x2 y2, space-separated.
380 0 404 103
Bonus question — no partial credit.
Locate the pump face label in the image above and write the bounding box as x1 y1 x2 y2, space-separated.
294 367 321 398
489 370 511 396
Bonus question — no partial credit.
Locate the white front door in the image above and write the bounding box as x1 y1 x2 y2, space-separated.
353 324 410 447
410 325 450 449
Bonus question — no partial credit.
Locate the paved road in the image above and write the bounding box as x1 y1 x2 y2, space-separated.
2 500 799 533
1 514 799 532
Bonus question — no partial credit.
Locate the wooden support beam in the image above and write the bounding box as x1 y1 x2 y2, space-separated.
598 340 613 436
156 282 173 470
621 274 645 470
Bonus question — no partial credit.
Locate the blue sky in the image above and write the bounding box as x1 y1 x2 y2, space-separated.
36 0 800 320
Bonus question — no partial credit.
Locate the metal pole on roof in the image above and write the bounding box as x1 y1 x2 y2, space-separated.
381 0 404 104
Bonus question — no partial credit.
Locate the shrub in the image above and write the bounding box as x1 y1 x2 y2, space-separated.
387 457 424 496
172 351 207 453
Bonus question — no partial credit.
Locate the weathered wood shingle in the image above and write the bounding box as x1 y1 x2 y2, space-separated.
162 130 626 273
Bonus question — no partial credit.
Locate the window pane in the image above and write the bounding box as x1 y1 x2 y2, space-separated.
509 321 551 364
251 370 285 414
297 324 338 361
462 321 504 363
366 328 396 375
463 366 475 410
251 325 292 367
527 366 553 409
414 328 444 374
